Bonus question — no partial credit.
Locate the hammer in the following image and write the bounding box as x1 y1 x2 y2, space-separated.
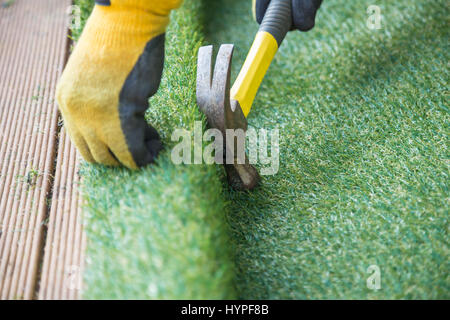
197 0 292 190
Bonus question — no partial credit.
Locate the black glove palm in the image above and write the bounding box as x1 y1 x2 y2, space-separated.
255 0 323 31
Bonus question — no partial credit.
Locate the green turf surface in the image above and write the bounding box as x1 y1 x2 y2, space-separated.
75 0 449 299
206 0 449 299
75 1 235 299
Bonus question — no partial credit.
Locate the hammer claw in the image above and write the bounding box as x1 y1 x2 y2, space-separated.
212 45 234 106
196 45 213 113
196 45 260 190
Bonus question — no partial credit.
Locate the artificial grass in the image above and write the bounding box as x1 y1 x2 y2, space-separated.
74 0 449 299
75 1 235 299
206 0 449 299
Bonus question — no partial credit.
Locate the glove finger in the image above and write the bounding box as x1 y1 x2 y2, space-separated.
63 122 96 164
254 0 271 24
84 134 120 167
144 123 164 158
292 0 323 31
104 119 162 169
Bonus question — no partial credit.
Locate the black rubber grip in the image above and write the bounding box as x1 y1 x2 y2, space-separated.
258 0 292 47
95 0 111 6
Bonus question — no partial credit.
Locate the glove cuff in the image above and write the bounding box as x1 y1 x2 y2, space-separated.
82 1 181 47
107 0 183 16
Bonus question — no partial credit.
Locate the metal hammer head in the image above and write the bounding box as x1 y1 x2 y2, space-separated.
197 45 260 190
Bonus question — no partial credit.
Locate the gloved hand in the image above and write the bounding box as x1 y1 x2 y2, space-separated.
56 0 182 169
254 0 323 31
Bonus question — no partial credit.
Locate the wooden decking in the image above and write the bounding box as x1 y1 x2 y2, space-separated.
0 0 85 299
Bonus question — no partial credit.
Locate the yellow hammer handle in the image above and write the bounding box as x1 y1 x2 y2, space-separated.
231 0 292 117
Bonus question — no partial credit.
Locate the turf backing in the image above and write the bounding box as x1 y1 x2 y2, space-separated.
75 1 235 299
206 0 449 299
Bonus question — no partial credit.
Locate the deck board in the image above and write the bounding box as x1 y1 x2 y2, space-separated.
0 0 84 300
38 128 85 300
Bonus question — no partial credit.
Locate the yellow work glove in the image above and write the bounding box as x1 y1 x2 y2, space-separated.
56 0 182 169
